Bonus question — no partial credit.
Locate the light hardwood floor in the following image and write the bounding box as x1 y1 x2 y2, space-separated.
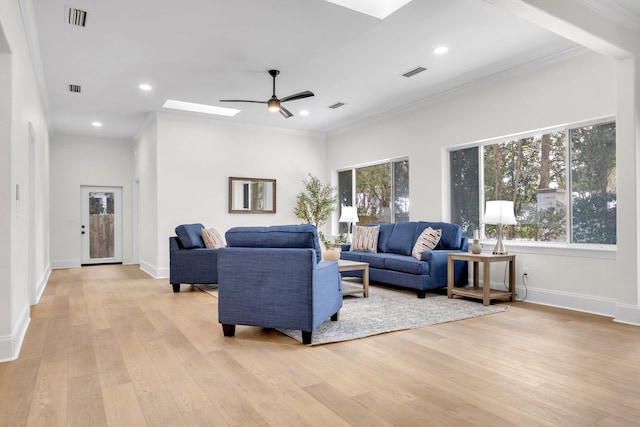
1 264 639 427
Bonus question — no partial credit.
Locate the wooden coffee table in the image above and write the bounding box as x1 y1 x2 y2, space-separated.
337 260 369 297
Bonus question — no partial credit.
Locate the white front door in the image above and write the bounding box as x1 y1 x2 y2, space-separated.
81 186 123 265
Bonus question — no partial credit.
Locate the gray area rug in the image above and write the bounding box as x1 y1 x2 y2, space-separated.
195 284 508 345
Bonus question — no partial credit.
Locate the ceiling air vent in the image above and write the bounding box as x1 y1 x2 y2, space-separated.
328 102 346 109
65 6 88 27
68 84 81 93
402 66 426 78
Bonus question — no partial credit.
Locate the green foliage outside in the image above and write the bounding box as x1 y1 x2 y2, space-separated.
453 121 616 244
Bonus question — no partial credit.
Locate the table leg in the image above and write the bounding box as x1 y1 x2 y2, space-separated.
473 261 479 288
509 258 515 302
483 260 491 306
363 265 369 298
447 256 454 298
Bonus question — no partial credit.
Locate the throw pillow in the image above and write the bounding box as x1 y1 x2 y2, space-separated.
412 227 442 260
350 225 380 253
201 227 224 249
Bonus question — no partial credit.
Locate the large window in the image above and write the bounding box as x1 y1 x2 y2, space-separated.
450 120 616 245
338 159 409 232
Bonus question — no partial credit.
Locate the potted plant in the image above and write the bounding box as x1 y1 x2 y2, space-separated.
293 174 341 260
319 233 347 261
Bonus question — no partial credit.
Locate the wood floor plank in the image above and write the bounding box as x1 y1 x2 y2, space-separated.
101 383 147 427
3 265 639 427
25 360 68 427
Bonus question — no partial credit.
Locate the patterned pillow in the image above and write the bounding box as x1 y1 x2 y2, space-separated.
350 225 380 253
201 227 224 249
412 227 442 260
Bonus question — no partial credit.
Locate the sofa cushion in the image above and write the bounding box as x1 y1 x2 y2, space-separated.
373 223 395 252
350 225 379 253
175 223 206 249
383 253 429 275
411 227 442 260
225 224 322 262
416 221 462 250
202 227 224 248
386 222 418 255
356 252 386 269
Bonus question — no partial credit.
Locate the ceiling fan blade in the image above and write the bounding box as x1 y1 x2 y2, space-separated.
280 91 314 103
279 105 293 118
219 99 267 104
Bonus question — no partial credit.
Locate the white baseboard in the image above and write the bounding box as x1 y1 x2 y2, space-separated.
0 304 31 362
513 284 640 325
613 303 640 326
52 258 137 268
139 260 168 279
51 259 81 269
32 264 51 305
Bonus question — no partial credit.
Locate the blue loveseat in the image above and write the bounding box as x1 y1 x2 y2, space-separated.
169 223 219 292
341 221 468 298
217 224 342 345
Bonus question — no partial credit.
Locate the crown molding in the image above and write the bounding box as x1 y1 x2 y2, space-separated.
327 45 589 138
576 0 640 33
18 0 52 133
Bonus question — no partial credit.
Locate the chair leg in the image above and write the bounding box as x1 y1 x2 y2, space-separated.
331 310 339 321
172 284 180 293
301 331 312 345
222 324 236 337
416 290 426 299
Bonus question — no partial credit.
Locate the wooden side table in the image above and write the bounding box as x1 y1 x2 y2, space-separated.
447 252 515 306
337 260 369 297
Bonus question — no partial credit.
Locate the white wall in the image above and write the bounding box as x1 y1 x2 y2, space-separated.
134 115 159 274
135 112 328 278
327 51 630 316
0 0 50 362
49 135 135 267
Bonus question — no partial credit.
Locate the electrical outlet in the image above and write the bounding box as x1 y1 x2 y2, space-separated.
523 267 529 276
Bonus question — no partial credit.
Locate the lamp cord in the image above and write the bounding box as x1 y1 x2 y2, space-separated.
502 262 528 302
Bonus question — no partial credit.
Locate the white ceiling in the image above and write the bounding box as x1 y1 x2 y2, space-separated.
25 0 638 140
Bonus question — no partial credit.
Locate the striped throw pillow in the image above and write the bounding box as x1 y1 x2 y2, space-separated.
412 227 442 260
201 227 224 249
350 225 380 253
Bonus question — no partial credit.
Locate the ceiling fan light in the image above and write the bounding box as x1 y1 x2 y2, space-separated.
268 98 280 111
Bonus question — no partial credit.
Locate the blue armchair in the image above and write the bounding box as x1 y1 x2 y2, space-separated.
217 225 342 344
169 223 219 292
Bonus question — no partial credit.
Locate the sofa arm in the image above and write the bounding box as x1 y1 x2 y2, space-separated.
169 244 219 285
422 250 468 287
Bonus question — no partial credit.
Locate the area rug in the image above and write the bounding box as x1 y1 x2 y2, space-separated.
195 284 508 345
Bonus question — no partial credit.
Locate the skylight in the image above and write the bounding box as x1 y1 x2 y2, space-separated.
163 100 240 117
323 0 412 19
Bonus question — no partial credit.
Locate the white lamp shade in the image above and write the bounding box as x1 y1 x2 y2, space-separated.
483 201 517 225
339 206 359 223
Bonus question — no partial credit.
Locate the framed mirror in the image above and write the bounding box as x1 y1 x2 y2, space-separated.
228 177 276 214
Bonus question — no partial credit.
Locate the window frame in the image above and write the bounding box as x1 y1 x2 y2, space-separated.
448 116 616 257
337 156 409 231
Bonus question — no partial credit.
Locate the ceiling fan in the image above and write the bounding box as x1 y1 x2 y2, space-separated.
220 69 314 118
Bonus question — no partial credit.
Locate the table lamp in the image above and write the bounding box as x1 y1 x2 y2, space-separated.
339 206 359 242
483 200 517 255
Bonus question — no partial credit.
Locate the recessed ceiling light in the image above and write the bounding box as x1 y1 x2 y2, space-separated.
92 121 102 127
300 110 309 116
163 99 240 117
139 83 152 91
433 46 449 55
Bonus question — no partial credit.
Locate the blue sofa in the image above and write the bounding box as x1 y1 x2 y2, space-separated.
341 221 468 298
169 223 219 292
217 225 342 345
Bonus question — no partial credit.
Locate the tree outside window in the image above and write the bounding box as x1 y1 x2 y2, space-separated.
450 120 616 245
338 159 409 228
